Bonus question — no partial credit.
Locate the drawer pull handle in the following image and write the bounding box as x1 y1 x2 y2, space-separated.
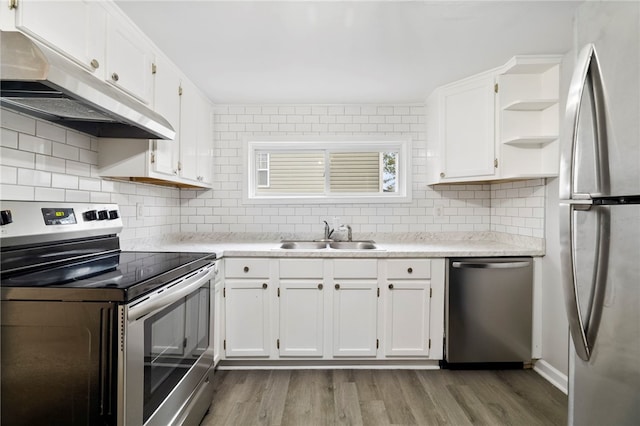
90 59 100 69
318 283 323 290
243 266 249 273
335 284 340 290
262 283 268 289
407 267 413 273
389 284 394 289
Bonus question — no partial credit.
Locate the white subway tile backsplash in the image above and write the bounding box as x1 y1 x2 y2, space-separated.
18 169 51 187
1 166 17 184
1 109 36 134
34 187 65 201
1 184 35 200
1 147 35 168
1 128 19 148
52 142 79 161
3 106 546 241
19 134 51 155
36 121 66 143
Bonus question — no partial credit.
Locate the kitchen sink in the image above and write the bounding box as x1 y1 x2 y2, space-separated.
279 241 328 249
329 241 377 250
279 240 378 250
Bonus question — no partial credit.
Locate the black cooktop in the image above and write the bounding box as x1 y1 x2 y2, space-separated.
0 251 216 303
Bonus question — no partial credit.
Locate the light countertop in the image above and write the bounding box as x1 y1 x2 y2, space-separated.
122 232 545 258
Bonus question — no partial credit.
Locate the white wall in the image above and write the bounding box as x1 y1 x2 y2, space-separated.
0 108 181 241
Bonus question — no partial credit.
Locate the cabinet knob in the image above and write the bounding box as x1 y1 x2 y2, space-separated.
262 283 268 289
90 59 100 69
318 283 323 290
440 172 445 178
389 284 394 289
243 266 249 273
111 72 119 82
335 283 340 290
407 267 413 274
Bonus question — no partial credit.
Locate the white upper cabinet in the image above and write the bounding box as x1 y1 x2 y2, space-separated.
152 54 182 177
426 55 562 185
433 70 497 181
13 0 106 75
105 15 154 104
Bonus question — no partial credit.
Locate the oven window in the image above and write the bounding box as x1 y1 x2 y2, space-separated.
142 283 210 422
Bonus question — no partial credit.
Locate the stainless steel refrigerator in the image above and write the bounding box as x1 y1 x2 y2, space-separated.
559 2 640 425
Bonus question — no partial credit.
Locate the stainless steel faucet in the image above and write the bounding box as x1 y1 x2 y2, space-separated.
322 221 334 241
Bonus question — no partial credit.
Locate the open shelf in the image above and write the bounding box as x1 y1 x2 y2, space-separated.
503 99 558 111
502 135 558 146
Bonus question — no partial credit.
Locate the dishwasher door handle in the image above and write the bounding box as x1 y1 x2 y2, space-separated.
451 261 531 269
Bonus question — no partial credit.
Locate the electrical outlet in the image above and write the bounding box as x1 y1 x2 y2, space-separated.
434 206 443 217
137 203 145 219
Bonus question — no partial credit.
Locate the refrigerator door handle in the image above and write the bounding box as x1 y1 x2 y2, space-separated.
560 43 610 201
559 202 591 361
559 43 611 362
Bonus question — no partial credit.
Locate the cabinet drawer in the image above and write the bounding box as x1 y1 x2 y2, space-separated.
333 259 377 279
387 259 431 279
225 258 270 278
279 259 324 279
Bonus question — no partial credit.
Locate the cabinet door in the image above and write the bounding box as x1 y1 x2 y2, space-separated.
152 55 181 176
440 73 496 179
178 79 199 181
332 280 378 357
15 0 106 74
224 280 271 357
279 280 324 357
195 97 213 184
105 16 154 104
383 281 431 356
213 279 223 366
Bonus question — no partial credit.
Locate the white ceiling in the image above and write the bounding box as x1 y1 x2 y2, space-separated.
115 1 582 104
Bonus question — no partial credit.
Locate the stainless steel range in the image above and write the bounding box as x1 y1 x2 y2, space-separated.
0 201 217 426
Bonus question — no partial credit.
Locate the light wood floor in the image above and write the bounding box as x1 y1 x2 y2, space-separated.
200 368 567 426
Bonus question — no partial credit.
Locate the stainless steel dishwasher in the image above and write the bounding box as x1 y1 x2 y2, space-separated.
446 257 533 367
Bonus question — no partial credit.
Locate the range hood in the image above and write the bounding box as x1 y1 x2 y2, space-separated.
0 31 175 140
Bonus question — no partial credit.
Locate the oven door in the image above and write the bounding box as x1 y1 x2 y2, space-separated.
120 262 215 426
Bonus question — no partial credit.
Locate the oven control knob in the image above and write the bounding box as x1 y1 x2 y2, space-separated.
97 210 108 220
83 210 98 221
108 210 119 220
0 210 13 226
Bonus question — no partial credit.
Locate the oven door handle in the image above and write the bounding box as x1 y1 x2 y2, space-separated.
127 263 215 321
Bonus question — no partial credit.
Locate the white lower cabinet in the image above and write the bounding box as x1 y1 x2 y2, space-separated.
278 259 325 357
223 258 271 357
222 257 445 363
213 276 223 366
332 279 379 357
383 259 433 357
279 280 324 357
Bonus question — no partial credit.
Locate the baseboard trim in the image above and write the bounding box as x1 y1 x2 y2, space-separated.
533 359 568 394
218 359 441 370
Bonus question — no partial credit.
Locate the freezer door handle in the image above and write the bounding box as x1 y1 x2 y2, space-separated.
451 261 531 269
559 43 610 202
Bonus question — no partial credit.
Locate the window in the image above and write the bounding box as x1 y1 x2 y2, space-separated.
256 152 270 188
246 139 411 203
